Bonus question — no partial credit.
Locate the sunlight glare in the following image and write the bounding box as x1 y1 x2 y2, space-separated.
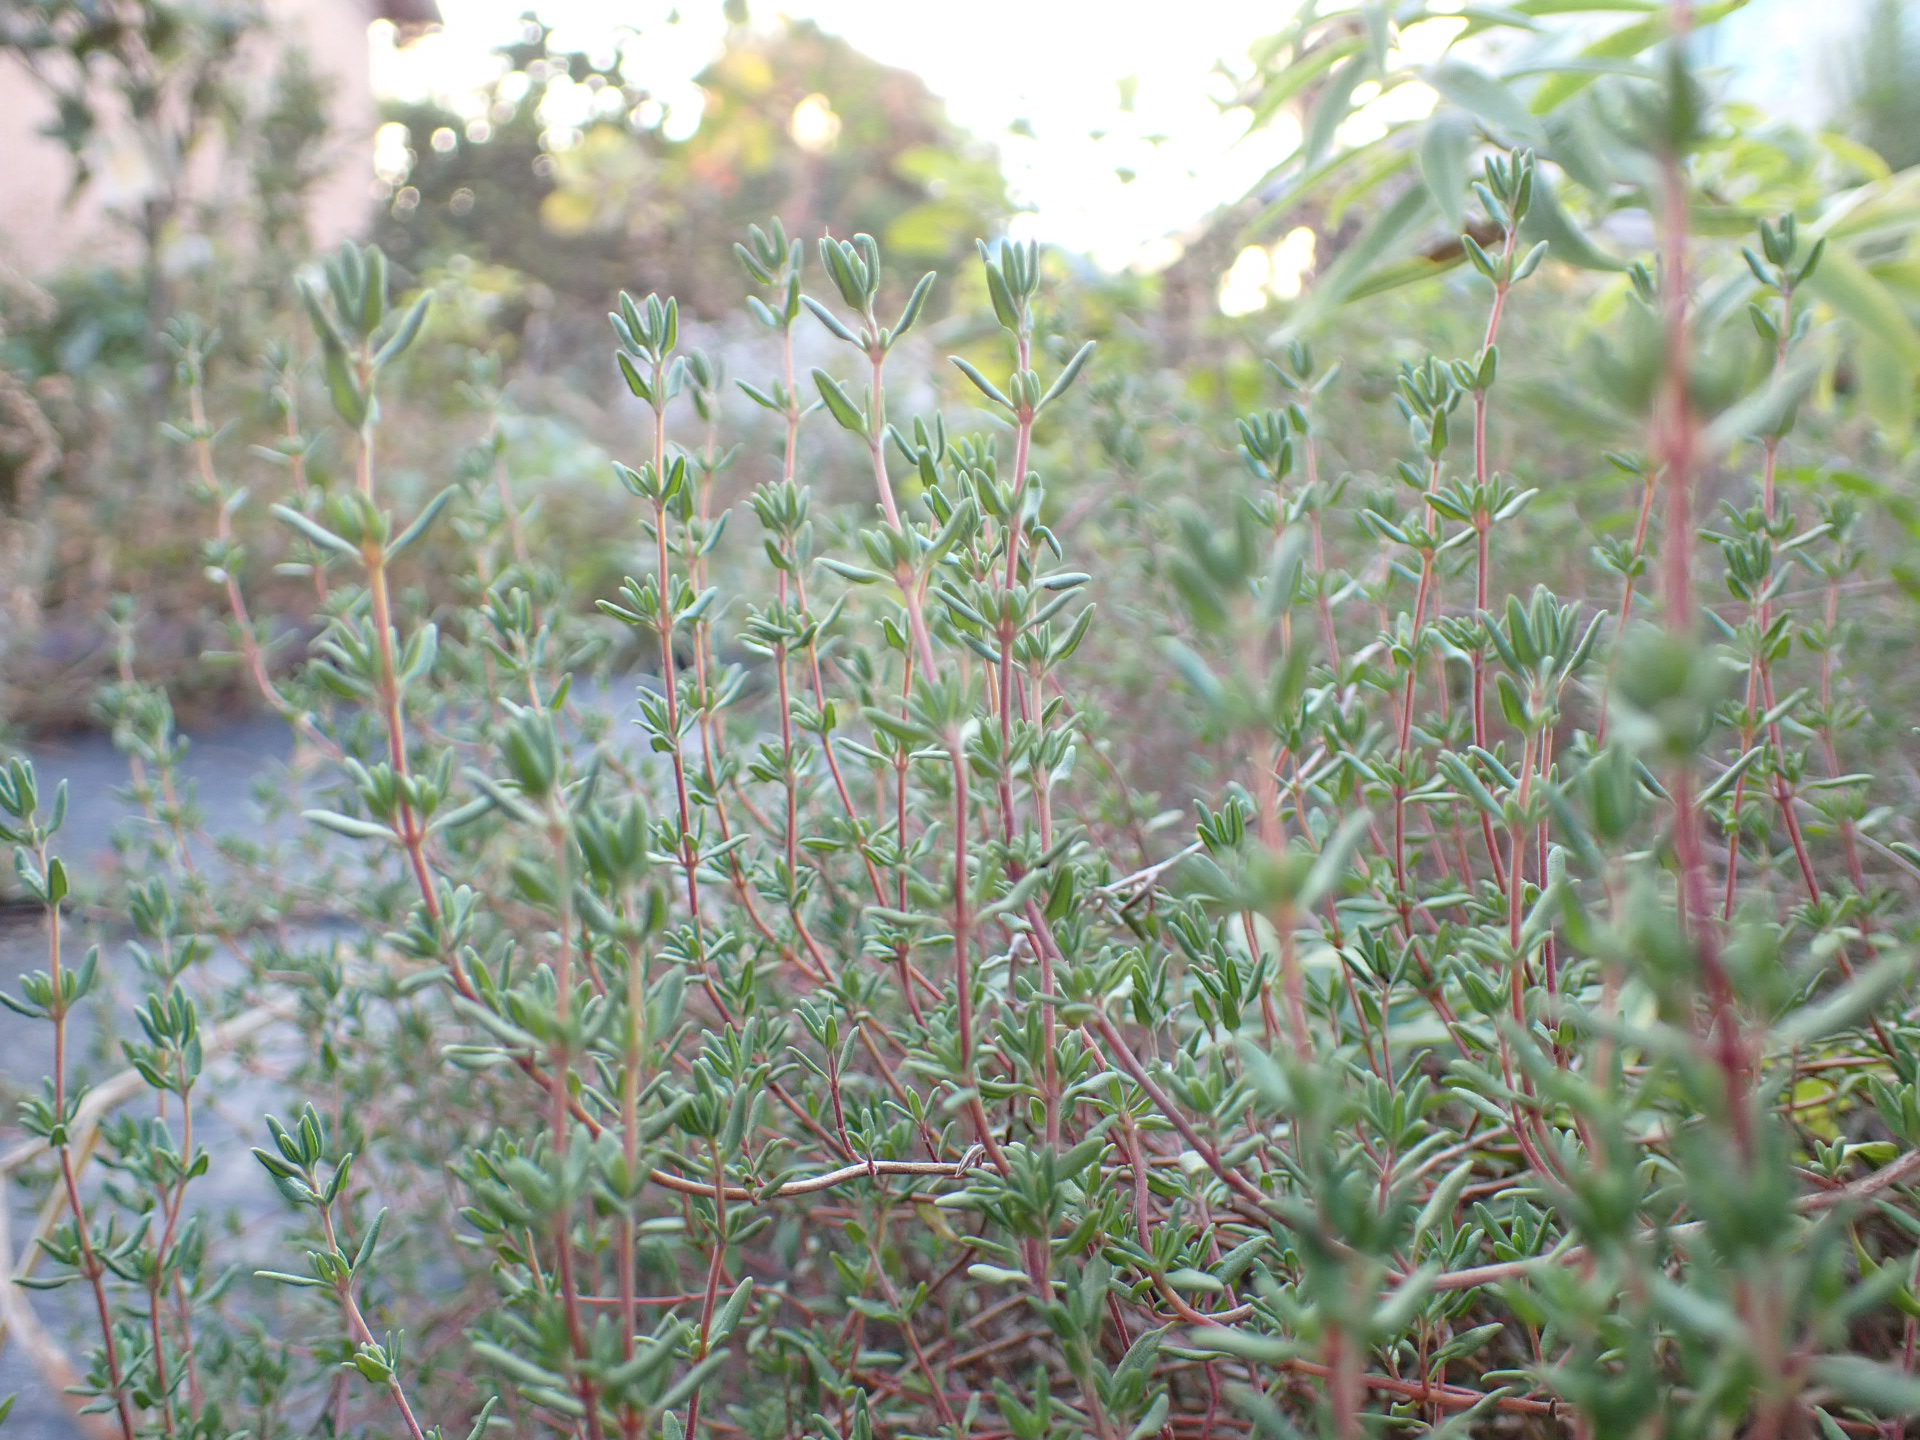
371 0 1303 270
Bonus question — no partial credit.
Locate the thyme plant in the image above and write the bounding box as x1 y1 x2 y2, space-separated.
9 23 1920 1440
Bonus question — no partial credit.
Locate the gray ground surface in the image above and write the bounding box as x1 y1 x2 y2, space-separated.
2 718 298 1439
1 682 662 1436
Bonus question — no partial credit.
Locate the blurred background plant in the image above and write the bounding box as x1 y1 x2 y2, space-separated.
5 1 1920 1438
371 14 1010 317
1834 0 1920 174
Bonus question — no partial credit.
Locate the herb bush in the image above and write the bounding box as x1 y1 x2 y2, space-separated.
9 23 1920 1440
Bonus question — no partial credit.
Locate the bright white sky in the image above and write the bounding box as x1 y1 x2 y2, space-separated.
372 0 1313 272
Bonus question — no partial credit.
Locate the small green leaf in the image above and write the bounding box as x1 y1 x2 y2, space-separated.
271 504 361 559
302 810 395 843
894 271 936 339
375 293 431 367
1165 1267 1224 1293
1038 341 1097 413
811 370 868 436
950 355 1013 410
387 486 458 558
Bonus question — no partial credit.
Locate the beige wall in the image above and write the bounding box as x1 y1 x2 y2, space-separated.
0 0 382 277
